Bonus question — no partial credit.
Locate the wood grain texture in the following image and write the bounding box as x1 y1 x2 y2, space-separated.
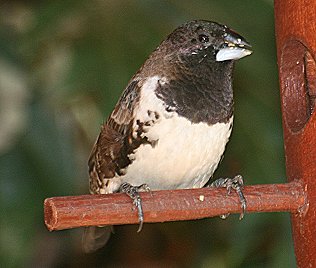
44 181 305 231
275 1 316 267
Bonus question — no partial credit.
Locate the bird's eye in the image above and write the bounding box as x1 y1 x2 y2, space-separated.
198 34 209 43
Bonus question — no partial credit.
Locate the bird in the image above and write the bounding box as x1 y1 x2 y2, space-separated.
82 19 252 253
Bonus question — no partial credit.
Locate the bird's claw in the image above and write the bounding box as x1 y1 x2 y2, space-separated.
119 182 151 232
209 175 246 220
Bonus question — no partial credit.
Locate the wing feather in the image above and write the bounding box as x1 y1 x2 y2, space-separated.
88 79 141 193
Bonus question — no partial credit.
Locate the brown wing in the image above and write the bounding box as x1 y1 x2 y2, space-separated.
108 80 140 135
88 80 141 194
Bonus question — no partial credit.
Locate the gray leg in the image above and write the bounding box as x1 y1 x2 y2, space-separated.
119 182 151 232
209 175 246 220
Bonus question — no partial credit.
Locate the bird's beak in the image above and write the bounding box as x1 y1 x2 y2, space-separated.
216 31 252 62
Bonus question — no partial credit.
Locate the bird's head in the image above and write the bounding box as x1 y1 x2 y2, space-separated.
162 20 252 64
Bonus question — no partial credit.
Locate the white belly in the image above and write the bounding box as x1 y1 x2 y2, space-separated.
123 115 233 190
109 76 233 191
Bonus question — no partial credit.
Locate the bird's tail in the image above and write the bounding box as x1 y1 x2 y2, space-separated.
82 225 113 253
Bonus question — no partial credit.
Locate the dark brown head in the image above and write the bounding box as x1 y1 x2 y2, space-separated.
149 20 252 124
154 20 252 66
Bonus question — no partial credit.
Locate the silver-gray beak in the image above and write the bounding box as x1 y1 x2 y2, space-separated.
216 32 252 62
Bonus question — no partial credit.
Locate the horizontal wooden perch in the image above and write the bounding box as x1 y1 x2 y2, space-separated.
44 180 307 231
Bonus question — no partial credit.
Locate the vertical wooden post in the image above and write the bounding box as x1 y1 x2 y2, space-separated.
275 1 316 266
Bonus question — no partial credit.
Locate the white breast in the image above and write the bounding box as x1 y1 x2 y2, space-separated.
121 76 233 190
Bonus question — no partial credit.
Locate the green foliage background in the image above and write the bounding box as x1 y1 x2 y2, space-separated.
0 1 295 267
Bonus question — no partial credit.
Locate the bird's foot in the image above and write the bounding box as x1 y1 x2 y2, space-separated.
119 182 151 232
209 175 246 220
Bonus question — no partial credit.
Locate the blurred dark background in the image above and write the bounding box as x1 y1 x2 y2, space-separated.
0 0 296 267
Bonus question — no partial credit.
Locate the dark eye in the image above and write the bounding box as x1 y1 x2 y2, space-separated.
198 34 209 43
